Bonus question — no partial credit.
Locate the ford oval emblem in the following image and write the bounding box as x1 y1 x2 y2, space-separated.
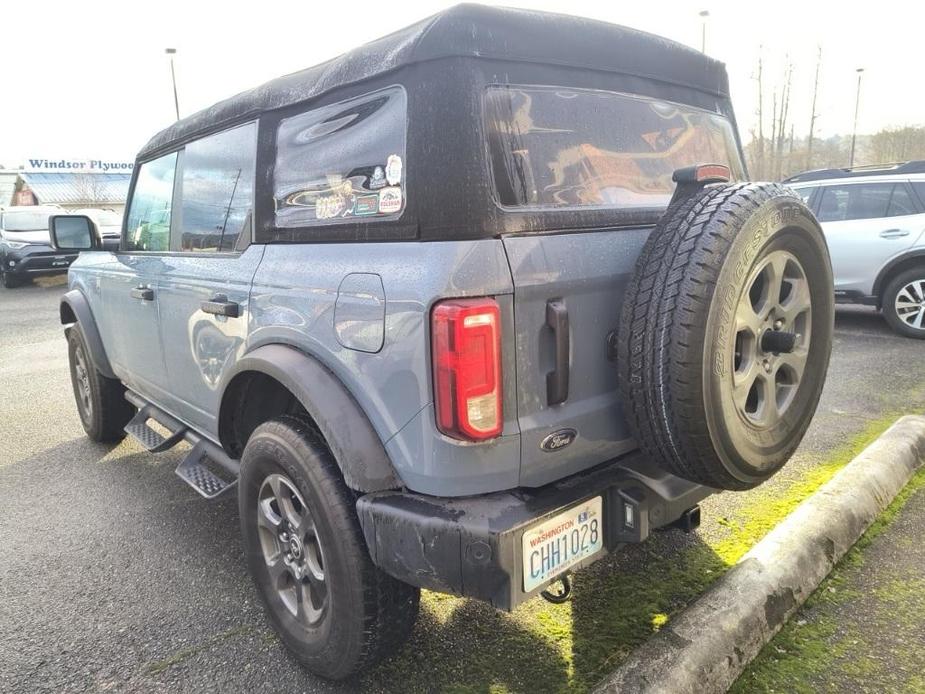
540 428 577 452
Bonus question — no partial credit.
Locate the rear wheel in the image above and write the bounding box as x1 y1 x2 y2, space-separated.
67 326 133 441
882 267 925 339
239 415 419 679
618 183 834 490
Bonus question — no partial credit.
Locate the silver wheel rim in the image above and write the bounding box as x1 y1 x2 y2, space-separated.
730 250 812 428
256 474 328 626
894 279 925 331
74 345 93 421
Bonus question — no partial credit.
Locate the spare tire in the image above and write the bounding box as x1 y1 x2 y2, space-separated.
617 183 833 491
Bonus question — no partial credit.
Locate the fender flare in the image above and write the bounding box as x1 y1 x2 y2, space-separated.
872 249 925 301
219 344 402 493
60 289 116 379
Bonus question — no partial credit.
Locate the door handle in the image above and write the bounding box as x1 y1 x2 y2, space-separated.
546 299 569 406
880 228 910 239
130 286 154 301
201 294 240 318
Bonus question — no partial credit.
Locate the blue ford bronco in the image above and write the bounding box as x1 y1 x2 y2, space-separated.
49 4 833 679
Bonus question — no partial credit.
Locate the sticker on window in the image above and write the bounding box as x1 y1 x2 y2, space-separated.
273 86 407 227
378 186 402 214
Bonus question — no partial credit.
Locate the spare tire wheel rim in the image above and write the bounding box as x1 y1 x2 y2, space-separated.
894 278 925 330
256 474 328 626
731 250 812 428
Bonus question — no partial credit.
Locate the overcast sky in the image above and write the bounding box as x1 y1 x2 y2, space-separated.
2 0 921 166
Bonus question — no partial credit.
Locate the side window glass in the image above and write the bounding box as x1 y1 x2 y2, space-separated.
177 123 256 252
792 187 813 205
887 184 917 217
124 152 178 252
817 183 893 222
817 186 848 222
273 86 407 228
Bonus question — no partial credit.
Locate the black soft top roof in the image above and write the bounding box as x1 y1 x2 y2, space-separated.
139 3 729 159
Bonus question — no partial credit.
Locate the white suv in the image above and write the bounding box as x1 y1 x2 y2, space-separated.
786 162 925 338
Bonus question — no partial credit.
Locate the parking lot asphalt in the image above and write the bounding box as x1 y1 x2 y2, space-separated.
1 277 924 694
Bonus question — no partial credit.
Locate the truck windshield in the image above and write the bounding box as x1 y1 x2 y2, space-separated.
2 211 51 232
485 85 745 210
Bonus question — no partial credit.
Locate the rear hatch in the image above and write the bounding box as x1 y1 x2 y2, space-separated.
484 85 746 487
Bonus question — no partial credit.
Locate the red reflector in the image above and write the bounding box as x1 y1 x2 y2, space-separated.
695 164 731 182
432 298 502 441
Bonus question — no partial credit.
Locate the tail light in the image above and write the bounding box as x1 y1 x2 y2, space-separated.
432 298 502 441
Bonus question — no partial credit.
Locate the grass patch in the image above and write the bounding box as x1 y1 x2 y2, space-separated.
730 465 925 693
362 415 904 693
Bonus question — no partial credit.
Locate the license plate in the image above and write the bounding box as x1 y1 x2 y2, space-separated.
522 496 602 592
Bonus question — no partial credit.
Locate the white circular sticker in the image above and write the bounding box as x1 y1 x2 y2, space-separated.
385 154 402 186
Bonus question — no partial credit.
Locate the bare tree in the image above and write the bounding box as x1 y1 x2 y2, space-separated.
755 50 765 178
806 46 822 171
73 174 108 206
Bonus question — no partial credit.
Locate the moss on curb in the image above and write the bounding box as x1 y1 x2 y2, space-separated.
362 415 903 693
730 465 925 693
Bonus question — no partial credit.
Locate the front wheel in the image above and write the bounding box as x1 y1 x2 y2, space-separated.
239 415 419 680
1 271 21 289
67 326 133 441
882 267 925 339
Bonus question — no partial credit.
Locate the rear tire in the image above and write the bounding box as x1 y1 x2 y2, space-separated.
239 415 419 680
882 267 925 339
67 326 132 442
618 183 834 490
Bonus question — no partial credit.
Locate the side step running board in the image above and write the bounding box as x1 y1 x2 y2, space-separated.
175 438 239 499
124 391 239 499
124 394 188 452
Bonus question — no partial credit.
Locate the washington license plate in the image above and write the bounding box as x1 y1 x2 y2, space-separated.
522 496 602 592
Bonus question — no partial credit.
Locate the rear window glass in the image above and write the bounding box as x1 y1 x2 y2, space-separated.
273 86 406 228
484 85 745 210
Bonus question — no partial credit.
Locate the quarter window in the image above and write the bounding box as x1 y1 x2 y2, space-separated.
177 123 256 252
273 86 407 227
124 152 178 252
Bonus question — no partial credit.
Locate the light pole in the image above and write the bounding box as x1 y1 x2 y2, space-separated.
849 67 864 168
699 10 710 53
165 48 180 121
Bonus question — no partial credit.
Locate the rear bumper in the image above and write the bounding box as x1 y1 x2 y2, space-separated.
356 452 713 610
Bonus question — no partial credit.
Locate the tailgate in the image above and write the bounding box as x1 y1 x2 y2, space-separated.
502 227 650 487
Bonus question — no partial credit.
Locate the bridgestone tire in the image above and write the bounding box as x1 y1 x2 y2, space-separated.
618 183 834 491
239 415 420 680
67 326 132 442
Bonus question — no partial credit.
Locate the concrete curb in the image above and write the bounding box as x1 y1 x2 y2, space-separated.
594 414 925 694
